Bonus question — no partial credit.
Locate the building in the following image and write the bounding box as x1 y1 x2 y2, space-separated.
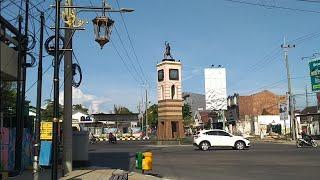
227 90 287 135
1 16 33 172
182 92 205 119
92 113 139 135
300 106 320 135
157 56 184 139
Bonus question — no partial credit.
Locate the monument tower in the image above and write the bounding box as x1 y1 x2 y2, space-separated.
157 42 184 139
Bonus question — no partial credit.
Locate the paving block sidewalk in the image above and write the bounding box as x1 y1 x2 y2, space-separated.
8 168 163 180
61 169 162 180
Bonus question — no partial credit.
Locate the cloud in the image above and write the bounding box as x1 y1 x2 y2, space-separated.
59 87 110 113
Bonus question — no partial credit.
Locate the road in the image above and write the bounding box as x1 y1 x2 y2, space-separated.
88 141 320 180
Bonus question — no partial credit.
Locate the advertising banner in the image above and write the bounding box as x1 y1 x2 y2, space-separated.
279 103 288 121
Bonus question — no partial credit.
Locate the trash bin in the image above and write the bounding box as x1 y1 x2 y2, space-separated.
73 131 89 165
142 152 152 171
135 152 143 170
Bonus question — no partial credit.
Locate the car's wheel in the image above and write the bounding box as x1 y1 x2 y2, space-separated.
234 141 245 150
200 141 210 151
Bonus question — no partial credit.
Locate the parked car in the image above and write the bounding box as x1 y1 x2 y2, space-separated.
193 129 250 151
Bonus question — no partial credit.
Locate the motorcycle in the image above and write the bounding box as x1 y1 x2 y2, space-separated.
108 134 117 144
296 137 318 148
89 136 98 144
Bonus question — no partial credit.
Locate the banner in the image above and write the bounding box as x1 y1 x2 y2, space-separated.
279 103 288 121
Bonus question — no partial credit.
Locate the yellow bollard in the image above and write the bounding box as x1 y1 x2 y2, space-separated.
142 152 153 171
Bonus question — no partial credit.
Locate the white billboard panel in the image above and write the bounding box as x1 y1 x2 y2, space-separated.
205 68 227 110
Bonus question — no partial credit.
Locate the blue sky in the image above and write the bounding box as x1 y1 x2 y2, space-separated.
6 0 320 112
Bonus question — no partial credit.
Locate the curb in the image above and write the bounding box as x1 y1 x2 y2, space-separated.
250 139 296 145
96 137 150 141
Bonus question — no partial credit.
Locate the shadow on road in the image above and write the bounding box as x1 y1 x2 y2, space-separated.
89 152 132 171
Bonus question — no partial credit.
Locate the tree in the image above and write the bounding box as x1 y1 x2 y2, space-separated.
72 104 89 114
42 99 64 121
182 103 193 126
0 80 17 114
113 105 132 114
147 104 158 128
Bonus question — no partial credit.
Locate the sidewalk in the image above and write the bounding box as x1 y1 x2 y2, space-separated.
8 168 164 180
61 169 163 180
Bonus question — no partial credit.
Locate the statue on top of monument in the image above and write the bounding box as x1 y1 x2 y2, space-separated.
164 41 173 59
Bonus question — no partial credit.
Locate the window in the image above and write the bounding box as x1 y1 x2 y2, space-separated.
171 85 175 99
158 69 164 81
205 131 218 135
80 116 85 121
217 131 231 136
169 69 179 80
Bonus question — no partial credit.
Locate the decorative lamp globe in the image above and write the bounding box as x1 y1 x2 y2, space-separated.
92 16 114 49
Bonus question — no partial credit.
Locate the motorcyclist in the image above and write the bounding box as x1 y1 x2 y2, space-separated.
109 132 116 143
302 131 312 143
89 132 97 143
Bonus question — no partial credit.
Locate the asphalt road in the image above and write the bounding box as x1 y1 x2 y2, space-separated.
88 141 320 180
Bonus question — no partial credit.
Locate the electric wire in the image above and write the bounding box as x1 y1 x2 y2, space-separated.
112 24 145 84
108 12 145 84
223 0 320 14
115 0 148 84
110 40 142 84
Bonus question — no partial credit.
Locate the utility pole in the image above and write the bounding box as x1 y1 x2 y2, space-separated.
15 0 29 172
145 87 148 138
221 110 226 131
141 96 144 134
63 0 73 175
33 12 44 180
19 0 30 170
14 15 23 172
281 37 296 141
306 85 309 108
52 0 61 179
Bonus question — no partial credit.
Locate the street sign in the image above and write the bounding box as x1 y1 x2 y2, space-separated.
40 122 53 140
309 58 320 91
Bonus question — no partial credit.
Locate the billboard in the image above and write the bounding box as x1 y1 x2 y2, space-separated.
309 58 320 91
205 68 227 110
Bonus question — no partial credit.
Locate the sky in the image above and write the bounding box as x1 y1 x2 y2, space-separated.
3 0 320 113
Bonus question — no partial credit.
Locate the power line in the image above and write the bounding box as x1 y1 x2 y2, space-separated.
115 0 148 85
295 0 320 3
112 23 145 84
110 40 143 84
231 30 320 91
223 0 320 14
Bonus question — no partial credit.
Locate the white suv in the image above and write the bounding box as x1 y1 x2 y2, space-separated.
193 129 250 151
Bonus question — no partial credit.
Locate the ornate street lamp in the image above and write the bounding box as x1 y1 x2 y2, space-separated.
92 0 115 49
92 16 114 49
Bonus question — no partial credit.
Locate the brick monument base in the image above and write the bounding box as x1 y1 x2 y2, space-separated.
157 99 185 140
